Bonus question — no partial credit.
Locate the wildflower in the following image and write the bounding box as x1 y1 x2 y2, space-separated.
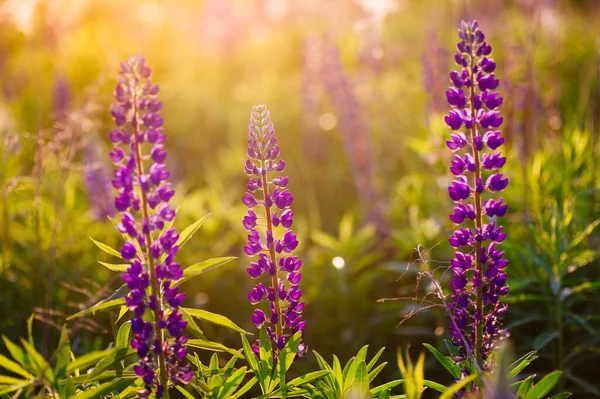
445 21 509 368
242 105 306 357
110 55 191 398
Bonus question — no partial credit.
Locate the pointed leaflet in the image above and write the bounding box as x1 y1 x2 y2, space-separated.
174 257 237 287
422 343 460 379
184 308 248 334
525 371 563 399
90 237 123 258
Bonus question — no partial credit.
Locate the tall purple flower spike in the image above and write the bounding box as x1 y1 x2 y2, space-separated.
445 21 509 369
110 55 192 398
242 105 306 358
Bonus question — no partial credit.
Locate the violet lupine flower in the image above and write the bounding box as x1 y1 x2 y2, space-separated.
445 21 509 368
110 55 191 398
242 105 306 358
83 137 116 221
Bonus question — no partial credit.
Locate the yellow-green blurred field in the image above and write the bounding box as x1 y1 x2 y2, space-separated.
1 0 600 396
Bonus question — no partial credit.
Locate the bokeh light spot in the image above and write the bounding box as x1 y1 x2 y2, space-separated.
319 113 337 131
332 256 345 269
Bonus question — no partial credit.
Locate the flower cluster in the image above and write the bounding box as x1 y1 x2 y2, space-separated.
110 55 191 397
242 105 306 356
445 21 509 366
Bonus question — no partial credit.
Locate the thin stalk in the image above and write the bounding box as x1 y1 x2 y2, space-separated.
468 51 484 370
131 82 169 398
556 294 565 391
259 160 284 342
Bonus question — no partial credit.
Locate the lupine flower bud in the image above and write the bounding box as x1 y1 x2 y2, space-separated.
445 21 509 368
110 55 191 397
242 105 306 358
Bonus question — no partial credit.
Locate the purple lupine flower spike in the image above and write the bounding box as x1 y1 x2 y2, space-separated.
445 21 509 369
110 55 191 398
242 105 306 358
83 136 116 221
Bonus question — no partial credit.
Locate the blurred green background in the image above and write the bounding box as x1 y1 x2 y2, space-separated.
1 0 600 396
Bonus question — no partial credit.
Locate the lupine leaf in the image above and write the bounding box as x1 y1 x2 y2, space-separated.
353 361 369 395
174 257 237 287
184 308 248 333
344 346 368 390
367 347 386 372
98 261 129 273
176 386 196 399
67 298 126 320
0 381 31 396
187 339 243 357
439 373 478 399
368 362 387 383
525 371 563 399
508 351 537 378
54 326 70 379
516 375 536 398
422 344 460 379
287 370 332 388
19 340 54 384
175 214 210 249
0 354 32 379
548 394 572 399
217 366 247 399
67 377 134 399
423 380 447 392
90 237 122 258
2 337 32 374
241 334 259 372
230 376 258 399
443 340 461 358
370 380 404 395
67 348 116 373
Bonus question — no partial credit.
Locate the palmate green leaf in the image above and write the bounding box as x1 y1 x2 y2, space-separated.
371 380 404 395
187 339 244 357
439 373 478 399
19 339 54 384
508 351 537 378
0 380 31 396
66 370 137 384
287 370 332 388
515 375 536 398
568 218 600 250
344 345 369 391
368 362 387 383
180 307 205 339
422 344 460 379
98 261 129 273
270 331 301 392
67 347 116 374
176 386 196 399
548 393 572 399
443 340 461 358
352 362 369 395
55 326 70 379
217 366 247 399
367 347 386 372
2 336 33 375
176 214 210 249
332 355 343 393
0 375 27 385
184 308 248 334
0 353 32 379
90 237 123 258
230 376 258 399
525 371 563 399
67 377 134 399
423 380 446 392
241 334 259 373
67 298 126 320
174 257 237 287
